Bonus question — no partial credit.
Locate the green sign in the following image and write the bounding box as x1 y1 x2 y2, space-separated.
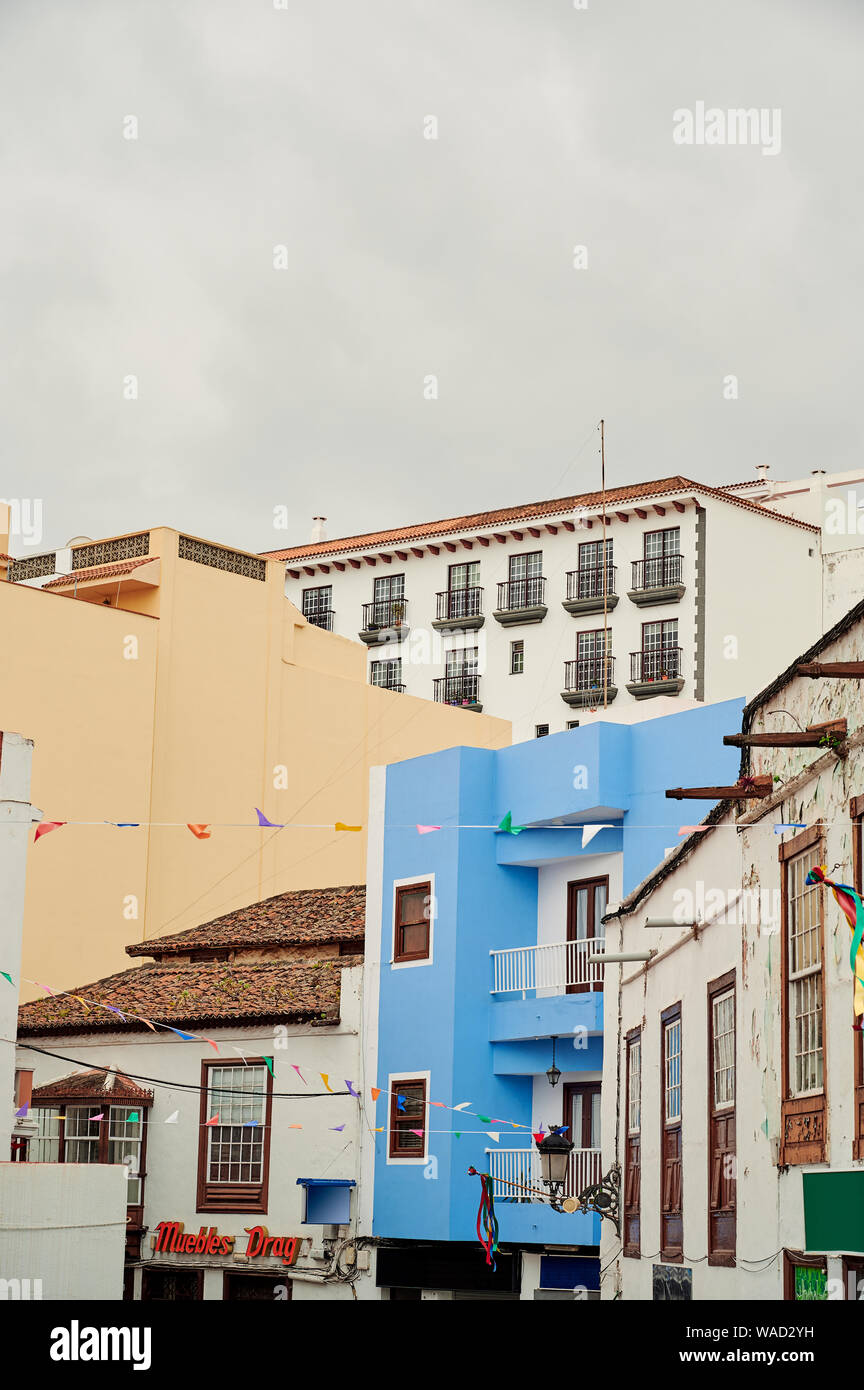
803 1171 864 1254
794 1265 827 1301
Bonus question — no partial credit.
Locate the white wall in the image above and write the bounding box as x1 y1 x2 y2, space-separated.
0 1163 127 1301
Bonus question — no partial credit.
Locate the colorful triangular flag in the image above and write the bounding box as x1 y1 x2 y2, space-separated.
35 821 65 842
320 1074 334 1093
334 822 362 832
255 808 284 828
164 1111 179 1124
582 823 613 848
417 825 441 835
498 812 526 835
187 824 211 839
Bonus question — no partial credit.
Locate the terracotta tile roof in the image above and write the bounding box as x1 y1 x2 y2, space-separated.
262 475 818 562
17 957 361 1036
31 1067 154 1105
126 883 365 958
42 556 157 590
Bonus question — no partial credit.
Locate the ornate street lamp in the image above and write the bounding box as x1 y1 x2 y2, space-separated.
545 1036 561 1089
535 1125 574 1211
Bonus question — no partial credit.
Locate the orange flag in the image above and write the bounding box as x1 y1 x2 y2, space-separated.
205 1114 219 1126
334 822 362 833
187 824 211 839
321 1074 334 1093
370 1087 381 1102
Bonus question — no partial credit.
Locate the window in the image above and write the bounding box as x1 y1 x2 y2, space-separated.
567 720 580 730
389 1078 427 1158
644 527 680 560
579 538 612 571
566 877 607 993
197 1060 273 1212
373 573 405 603
27 1105 145 1206
660 1003 683 1261
637 529 682 591
370 658 402 690
575 539 614 600
302 586 333 629
509 551 542 583
779 826 826 1164
142 1268 204 1301
708 973 736 1265
535 724 549 738
394 882 431 963
446 646 478 677
510 640 524 675
787 847 823 1096
624 1031 641 1258
783 1252 827 1301
640 619 680 680
507 551 544 607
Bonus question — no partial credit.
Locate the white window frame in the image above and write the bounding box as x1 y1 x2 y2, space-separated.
664 1018 682 1124
628 1037 641 1135
711 989 735 1111
787 847 824 1099
386 1069 431 1165
390 873 435 971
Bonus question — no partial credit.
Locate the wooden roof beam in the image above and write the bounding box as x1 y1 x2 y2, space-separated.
724 719 847 748
665 775 773 800
797 661 864 678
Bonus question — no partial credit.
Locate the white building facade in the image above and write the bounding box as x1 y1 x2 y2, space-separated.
600 599 864 1301
266 475 824 743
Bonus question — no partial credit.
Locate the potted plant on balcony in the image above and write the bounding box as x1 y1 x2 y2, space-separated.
391 600 406 629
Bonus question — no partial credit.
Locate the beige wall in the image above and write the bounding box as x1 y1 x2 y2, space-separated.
1 529 509 997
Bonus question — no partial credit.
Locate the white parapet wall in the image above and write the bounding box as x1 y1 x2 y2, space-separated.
0 1163 128 1301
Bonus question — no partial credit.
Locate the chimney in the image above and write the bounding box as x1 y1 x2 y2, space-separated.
311 517 328 543
755 464 770 483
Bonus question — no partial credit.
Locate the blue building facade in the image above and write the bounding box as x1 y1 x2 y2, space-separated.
363 701 743 1297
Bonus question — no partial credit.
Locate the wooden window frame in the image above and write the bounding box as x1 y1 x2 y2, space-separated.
196 1058 273 1214
388 1076 428 1161
660 1001 683 1263
842 1256 864 1301
643 526 680 558
301 584 332 617
851 796 864 1159
393 880 432 965
578 537 612 570
707 969 736 1267
566 876 607 994
783 1250 827 1301
508 550 543 582
26 1103 148 1215
510 640 524 675
623 1027 641 1259
778 823 827 1165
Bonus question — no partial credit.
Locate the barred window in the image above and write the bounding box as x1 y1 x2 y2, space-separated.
664 1019 682 1123
787 848 823 1096
628 1038 641 1134
712 990 735 1109
198 1060 273 1212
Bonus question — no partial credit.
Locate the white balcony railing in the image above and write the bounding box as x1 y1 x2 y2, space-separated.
485 1147 603 1202
490 938 604 996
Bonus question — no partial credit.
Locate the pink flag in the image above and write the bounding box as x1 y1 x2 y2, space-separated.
89 1113 105 1122
205 1114 220 1126
417 825 442 835
292 1065 306 1084
677 825 711 837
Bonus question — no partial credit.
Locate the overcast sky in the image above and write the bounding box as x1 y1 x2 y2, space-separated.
3 0 862 555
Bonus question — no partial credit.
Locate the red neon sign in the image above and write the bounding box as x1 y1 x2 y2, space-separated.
153 1221 300 1266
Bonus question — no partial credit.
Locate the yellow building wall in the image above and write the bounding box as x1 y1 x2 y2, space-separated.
0 530 510 997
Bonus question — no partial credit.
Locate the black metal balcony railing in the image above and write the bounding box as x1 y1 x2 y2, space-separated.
630 554 683 591
565 566 616 602
434 674 481 706
373 681 406 693
361 599 408 631
435 587 483 621
496 576 546 612
305 608 334 631
630 647 683 682
564 656 615 693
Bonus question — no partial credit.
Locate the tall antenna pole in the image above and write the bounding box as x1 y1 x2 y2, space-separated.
600 419 608 710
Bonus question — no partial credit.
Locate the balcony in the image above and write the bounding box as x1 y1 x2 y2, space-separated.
359 599 410 646
561 656 617 708
371 680 406 694
627 646 684 699
432 587 485 632
627 554 685 606
485 1145 602 1203
493 577 547 627
433 672 482 712
490 938 604 996
562 566 618 617
305 608 334 631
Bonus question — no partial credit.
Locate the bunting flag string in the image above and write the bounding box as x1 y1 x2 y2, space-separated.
467 1168 499 1269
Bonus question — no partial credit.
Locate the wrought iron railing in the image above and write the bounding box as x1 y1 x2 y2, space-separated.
490 938 604 995
433 673 480 706
435 587 483 621
496 576 546 611
361 599 409 632
563 656 615 694
305 608 334 631
565 566 616 601
630 646 683 682
630 554 683 590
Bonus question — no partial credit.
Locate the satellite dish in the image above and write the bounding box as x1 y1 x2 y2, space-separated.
67 535 94 547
